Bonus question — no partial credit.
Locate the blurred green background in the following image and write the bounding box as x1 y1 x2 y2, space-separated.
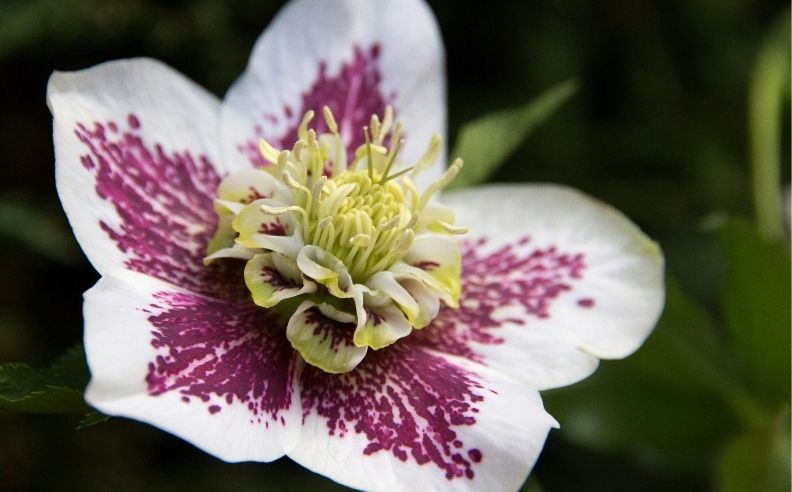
0 1 789 491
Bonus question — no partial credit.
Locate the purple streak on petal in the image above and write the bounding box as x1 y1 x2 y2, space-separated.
414 236 587 363
239 44 395 169
300 344 488 480
144 291 295 422
260 266 291 292
75 116 247 299
304 307 356 352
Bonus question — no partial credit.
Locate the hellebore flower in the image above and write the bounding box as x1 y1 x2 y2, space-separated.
48 0 664 490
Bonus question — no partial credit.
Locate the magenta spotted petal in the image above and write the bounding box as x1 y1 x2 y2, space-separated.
49 0 664 491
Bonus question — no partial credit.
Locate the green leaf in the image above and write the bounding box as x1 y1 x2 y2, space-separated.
748 8 790 241
718 220 791 404
0 345 90 414
0 195 81 265
520 477 546 492
718 410 791 492
543 277 742 470
448 79 579 190
77 409 110 430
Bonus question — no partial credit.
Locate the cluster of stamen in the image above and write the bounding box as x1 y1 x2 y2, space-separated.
205 105 466 372
257 106 463 282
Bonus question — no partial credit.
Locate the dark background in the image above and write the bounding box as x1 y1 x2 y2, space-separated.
0 1 789 491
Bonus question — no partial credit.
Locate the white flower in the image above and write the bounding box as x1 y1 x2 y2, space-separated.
47 0 664 490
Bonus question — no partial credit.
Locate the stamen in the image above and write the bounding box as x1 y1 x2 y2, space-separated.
438 221 469 235
323 106 345 176
405 211 420 230
411 133 442 177
311 175 327 203
322 106 338 134
379 165 413 184
349 233 371 247
364 127 374 180
259 204 307 221
419 158 463 210
376 216 400 231
298 110 314 139
258 139 281 164
379 105 394 145
379 138 404 183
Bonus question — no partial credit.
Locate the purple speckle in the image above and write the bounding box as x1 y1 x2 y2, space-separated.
208 405 221 415
145 292 295 420
74 115 248 300
413 236 587 363
300 344 488 481
577 297 595 308
241 44 394 168
468 448 483 463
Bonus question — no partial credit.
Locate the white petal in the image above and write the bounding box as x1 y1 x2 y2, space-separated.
48 58 239 297
424 184 664 389
221 0 446 189
84 269 301 462
291 345 556 491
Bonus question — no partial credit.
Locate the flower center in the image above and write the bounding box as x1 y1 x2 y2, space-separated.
205 106 467 373
311 170 412 281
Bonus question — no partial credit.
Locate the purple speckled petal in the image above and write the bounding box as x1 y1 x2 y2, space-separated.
84 269 300 462
221 0 446 189
414 185 665 390
289 344 556 491
49 58 249 299
48 59 254 298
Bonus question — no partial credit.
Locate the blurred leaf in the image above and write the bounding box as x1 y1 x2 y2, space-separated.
0 345 89 414
448 79 579 190
520 477 546 492
77 409 110 430
0 196 80 265
718 410 791 492
543 277 741 470
718 220 791 404
748 8 790 241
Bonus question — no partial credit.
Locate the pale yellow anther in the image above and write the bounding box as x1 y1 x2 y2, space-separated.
298 110 315 139
259 204 306 221
311 175 327 202
281 170 304 190
379 105 394 144
258 139 281 164
364 126 375 180
376 216 400 232
438 221 469 235
322 106 338 134
276 150 292 174
405 211 420 230
349 234 371 247
411 133 442 176
419 158 463 210
370 114 381 141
